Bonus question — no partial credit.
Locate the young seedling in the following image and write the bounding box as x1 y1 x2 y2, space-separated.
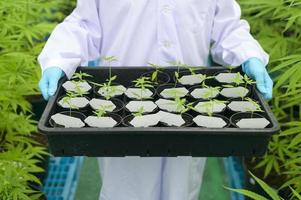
168 61 203 86
93 102 114 118
245 97 264 118
72 71 92 82
174 97 194 114
167 60 185 78
185 67 208 84
133 107 145 117
200 101 214 116
133 76 153 90
195 99 227 117
102 55 118 81
62 92 80 116
132 76 154 99
174 97 186 113
163 87 187 99
148 62 163 84
91 75 124 100
230 72 244 86
62 71 92 93
243 74 256 87
73 82 89 96
85 104 118 128
202 85 221 99
93 106 108 118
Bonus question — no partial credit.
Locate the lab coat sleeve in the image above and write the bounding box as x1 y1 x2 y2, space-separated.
38 0 102 79
210 0 269 67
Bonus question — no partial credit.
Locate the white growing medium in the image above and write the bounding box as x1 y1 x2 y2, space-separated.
194 101 226 113
193 115 227 128
51 113 85 128
155 98 185 113
158 111 185 127
84 116 117 128
160 87 188 99
58 97 89 108
98 85 126 97
228 101 258 112
125 88 153 99
215 73 243 84
62 81 91 92
236 118 270 128
220 87 249 98
179 74 205 85
191 88 219 99
126 101 157 113
89 98 116 111
130 113 161 127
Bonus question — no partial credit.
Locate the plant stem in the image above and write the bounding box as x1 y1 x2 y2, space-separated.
109 62 112 84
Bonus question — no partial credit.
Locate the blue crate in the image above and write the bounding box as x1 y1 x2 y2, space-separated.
43 157 84 200
223 157 246 200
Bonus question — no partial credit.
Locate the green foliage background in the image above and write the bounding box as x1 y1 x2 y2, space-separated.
0 0 300 198
0 1 75 199
240 0 301 195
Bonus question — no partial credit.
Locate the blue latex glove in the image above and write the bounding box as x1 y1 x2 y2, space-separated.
39 67 65 100
242 58 273 100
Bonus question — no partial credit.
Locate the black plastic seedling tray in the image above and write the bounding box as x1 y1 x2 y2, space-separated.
38 66 280 157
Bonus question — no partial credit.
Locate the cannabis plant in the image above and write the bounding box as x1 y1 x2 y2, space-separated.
245 97 264 116
133 77 153 90
243 74 256 87
195 100 227 117
201 82 221 99
62 92 80 115
148 62 163 84
132 76 154 99
73 83 89 97
238 0 301 196
93 106 111 118
91 75 122 100
0 0 75 198
168 97 193 114
167 60 190 86
226 171 301 200
72 71 92 82
133 107 145 117
102 55 118 81
231 72 244 86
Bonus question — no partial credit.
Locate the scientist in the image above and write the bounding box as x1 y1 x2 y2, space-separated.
38 1 273 199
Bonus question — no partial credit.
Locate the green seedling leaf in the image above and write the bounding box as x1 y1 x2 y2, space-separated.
231 72 244 86
245 97 264 113
151 70 158 82
134 107 145 117
133 77 154 89
72 72 92 82
110 75 117 81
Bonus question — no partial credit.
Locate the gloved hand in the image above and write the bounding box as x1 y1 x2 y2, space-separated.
39 67 65 100
242 58 273 100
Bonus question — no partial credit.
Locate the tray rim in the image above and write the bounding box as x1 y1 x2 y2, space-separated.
38 66 280 136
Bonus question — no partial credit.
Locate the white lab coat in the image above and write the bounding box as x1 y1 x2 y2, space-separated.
38 0 268 199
